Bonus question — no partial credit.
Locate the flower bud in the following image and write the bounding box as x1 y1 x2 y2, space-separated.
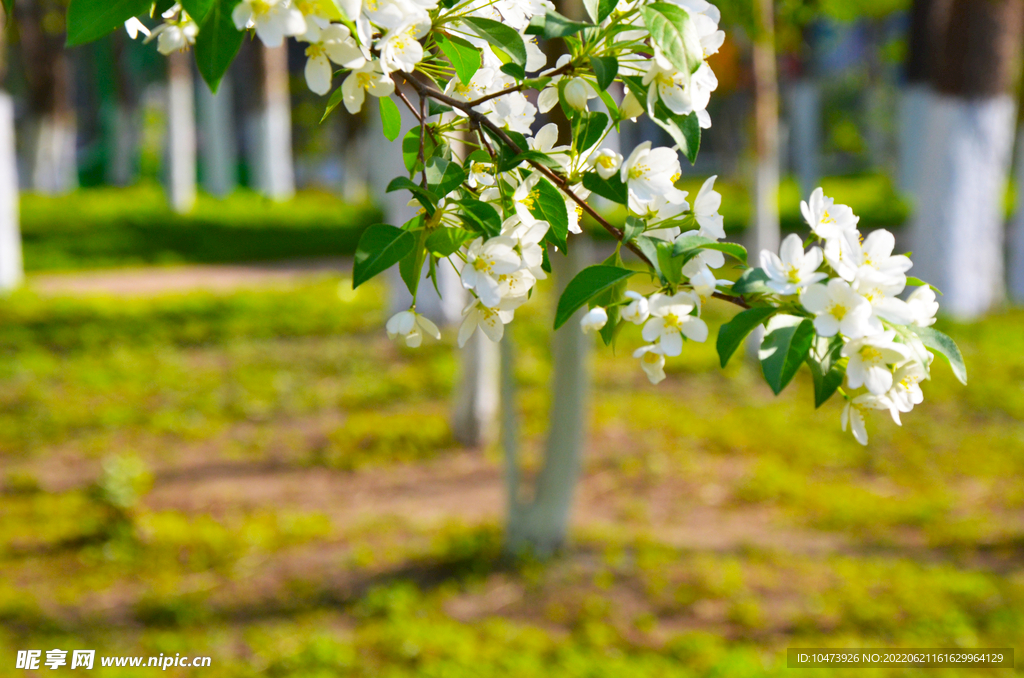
564 78 591 111
620 89 644 120
580 306 608 333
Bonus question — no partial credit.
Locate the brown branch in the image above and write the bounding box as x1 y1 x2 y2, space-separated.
460 61 573 109
397 72 752 311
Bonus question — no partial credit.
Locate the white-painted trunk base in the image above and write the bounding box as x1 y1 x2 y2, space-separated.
167 63 197 213
27 113 77 194
899 85 933 201
197 75 237 197
910 94 1015 319
0 92 22 292
452 329 500 447
505 238 593 556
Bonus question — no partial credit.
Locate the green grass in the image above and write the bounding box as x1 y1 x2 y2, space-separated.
19 185 380 271
0 276 1022 677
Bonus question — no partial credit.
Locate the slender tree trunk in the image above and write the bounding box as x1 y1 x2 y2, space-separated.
197 73 238 197
17 0 77 193
910 0 1024 318
246 43 294 200
788 23 820 199
0 8 21 291
106 33 139 186
751 0 780 257
166 50 197 213
504 237 592 557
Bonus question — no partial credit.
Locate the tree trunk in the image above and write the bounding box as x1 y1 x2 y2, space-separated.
910 0 1024 318
899 0 951 199
1008 115 1024 302
750 0 780 257
246 43 294 200
166 50 197 213
504 237 592 557
17 0 77 193
106 32 139 186
197 73 238 197
788 80 820 200
0 8 21 291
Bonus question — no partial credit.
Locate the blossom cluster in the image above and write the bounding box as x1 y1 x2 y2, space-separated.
117 0 963 445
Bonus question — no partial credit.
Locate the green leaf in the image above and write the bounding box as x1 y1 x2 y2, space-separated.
462 16 527 66
529 178 569 250
731 267 772 295
656 240 683 284
1 0 11 16
379 97 402 141
639 2 703 76
716 307 776 368
500 62 526 80
66 0 153 46
594 251 627 347
386 177 437 215
622 216 644 243
652 107 701 165
457 199 501 237
525 10 592 38
399 229 428 297
353 224 416 288
590 56 618 91
635 235 663 279
194 0 245 92
598 88 620 122
758 315 815 395
910 325 967 385
582 172 628 206
573 111 608 153
583 0 616 23
425 156 466 197
321 87 346 123
425 227 474 257
554 265 635 330
180 0 214 21
671 236 747 266
435 32 481 85
806 335 846 408
402 126 440 172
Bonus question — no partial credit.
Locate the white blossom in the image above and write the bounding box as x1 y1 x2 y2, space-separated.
842 331 912 396
760 233 826 295
386 310 441 347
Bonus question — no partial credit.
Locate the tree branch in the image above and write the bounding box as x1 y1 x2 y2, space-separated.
396 72 752 311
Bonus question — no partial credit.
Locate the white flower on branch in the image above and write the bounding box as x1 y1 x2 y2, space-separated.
232 0 307 47
302 22 365 95
760 233 826 296
341 60 394 113
386 310 441 347
641 292 708 357
580 307 608 333
842 331 912 396
800 278 880 339
621 142 687 214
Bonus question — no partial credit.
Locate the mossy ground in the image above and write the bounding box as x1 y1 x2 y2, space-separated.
0 272 1022 677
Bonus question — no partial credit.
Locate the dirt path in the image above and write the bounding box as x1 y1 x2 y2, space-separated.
29 258 352 296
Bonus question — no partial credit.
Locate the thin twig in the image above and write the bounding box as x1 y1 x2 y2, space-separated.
397 72 752 310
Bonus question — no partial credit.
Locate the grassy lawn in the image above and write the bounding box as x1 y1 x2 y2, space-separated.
19 186 380 272
18 175 906 273
0 274 1022 676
